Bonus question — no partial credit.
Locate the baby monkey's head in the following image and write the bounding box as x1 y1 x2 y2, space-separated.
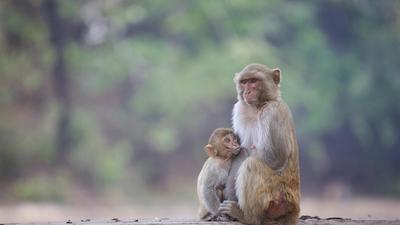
204 128 241 159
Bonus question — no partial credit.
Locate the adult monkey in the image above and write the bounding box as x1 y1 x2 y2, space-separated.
219 63 300 225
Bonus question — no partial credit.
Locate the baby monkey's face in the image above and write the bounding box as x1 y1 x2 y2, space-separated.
220 133 240 158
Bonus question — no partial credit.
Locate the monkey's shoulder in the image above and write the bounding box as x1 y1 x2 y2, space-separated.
261 100 289 111
208 157 232 171
260 100 293 120
200 158 230 181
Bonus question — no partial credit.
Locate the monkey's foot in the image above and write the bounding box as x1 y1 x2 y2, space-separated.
266 200 288 219
266 191 289 219
201 214 218 221
216 214 233 222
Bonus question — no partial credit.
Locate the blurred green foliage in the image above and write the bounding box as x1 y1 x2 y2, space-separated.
11 173 69 202
0 0 399 203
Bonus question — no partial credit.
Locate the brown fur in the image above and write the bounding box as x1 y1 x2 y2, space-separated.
221 64 300 225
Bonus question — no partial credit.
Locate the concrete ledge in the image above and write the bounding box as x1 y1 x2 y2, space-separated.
4 218 400 225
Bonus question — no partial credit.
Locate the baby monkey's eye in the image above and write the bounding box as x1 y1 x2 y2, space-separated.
223 137 230 142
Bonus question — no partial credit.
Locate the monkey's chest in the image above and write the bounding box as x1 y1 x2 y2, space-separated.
211 160 230 184
234 104 274 150
209 167 229 188
238 119 269 149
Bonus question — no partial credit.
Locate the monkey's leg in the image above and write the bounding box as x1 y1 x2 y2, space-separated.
237 157 282 225
198 204 210 220
199 207 219 221
201 185 225 220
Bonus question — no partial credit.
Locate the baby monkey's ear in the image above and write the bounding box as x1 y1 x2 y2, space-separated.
204 144 216 157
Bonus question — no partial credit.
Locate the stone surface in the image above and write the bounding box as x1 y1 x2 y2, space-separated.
3 218 400 225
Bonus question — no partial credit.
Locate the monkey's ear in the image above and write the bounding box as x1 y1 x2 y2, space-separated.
204 144 215 157
272 68 281 85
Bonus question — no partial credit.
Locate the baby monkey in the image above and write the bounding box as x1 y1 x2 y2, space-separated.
197 128 241 221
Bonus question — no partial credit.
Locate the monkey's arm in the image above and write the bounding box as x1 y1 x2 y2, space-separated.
263 103 294 171
224 148 249 201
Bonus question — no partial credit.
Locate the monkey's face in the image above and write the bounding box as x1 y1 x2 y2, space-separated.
240 78 262 105
234 64 282 106
220 133 240 158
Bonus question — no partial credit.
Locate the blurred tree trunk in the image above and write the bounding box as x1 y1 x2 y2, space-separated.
43 0 72 166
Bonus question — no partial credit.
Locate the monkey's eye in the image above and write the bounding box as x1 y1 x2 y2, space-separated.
249 78 258 83
240 80 247 85
223 137 230 143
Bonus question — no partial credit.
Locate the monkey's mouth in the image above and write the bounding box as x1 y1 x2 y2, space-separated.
244 90 258 103
232 147 241 155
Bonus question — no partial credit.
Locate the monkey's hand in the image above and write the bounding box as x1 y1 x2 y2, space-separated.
219 200 244 222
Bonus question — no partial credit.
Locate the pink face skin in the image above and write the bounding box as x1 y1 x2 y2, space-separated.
240 78 261 105
222 134 240 158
